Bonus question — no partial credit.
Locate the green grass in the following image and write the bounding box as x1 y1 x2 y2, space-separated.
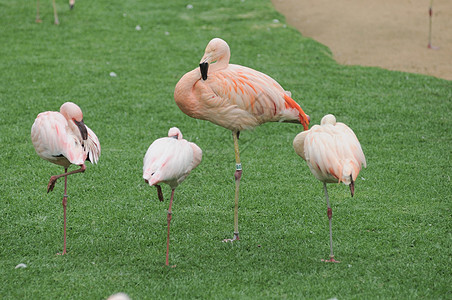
1 0 451 299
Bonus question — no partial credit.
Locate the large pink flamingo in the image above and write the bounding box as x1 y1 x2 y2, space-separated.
174 38 310 241
293 114 366 262
143 127 202 266
36 0 75 25
31 102 100 254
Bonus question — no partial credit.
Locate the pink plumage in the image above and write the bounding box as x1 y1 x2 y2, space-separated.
174 37 310 242
143 127 202 266
31 103 100 170
174 38 309 131
293 114 366 262
31 101 100 255
293 114 366 186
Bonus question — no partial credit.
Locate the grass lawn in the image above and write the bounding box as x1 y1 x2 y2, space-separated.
1 0 451 298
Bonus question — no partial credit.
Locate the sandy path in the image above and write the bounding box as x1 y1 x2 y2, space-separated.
272 0 452 81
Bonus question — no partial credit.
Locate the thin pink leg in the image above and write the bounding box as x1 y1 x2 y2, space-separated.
52 0 59 25
166 189 175 266
36 0 42 23
427 1 439 49
321 183 340 263
58 169 68 255
47 164 86 193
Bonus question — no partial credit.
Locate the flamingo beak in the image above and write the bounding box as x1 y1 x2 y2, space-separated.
199 61 209 80
74 119 88 140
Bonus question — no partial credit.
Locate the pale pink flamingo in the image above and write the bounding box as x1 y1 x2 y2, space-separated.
143 127 202 266
31 102 100 255
36 0 75 25
293 114 366 262
174 37 310 242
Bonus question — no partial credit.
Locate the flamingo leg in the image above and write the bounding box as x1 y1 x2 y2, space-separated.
321 183 340 263
224 131 241 242
57 168 69 255
36 0 42 23
428 0 439 49
47 164 86 193
166 189 175 266
52 0 59 25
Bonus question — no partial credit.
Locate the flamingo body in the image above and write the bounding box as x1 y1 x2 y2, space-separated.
293 114 366 187
293 114 366 262
174 38 309 241
174 38 309 131
143 127 202 266
143 127 202 189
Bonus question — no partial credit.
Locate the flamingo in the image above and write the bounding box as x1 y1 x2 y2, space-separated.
143 127 202 266
31 102 100 255
174 38 310 242
36 0 75 25
293 114 366 262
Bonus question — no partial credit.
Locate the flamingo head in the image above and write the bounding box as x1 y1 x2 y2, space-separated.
168 127 183 140
60 102 88 140
199 38 231 80
320 114 336 126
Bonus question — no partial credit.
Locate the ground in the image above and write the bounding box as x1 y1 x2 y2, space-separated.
272 0 452 81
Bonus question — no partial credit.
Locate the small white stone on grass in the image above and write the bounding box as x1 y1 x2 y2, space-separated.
107 293 131 300
135 25 141 31
110 72 117 77
15 263 27 269
186 4 193 9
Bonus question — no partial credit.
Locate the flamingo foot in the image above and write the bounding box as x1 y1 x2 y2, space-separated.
163 264 177 268
222 232 240 243
321 256 340 263
428 44 439 50
57 250 67 255
36 18 43 23
47 176 58 192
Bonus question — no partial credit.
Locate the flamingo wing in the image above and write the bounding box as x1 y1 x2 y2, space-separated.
84 125 101 164
200 65 308 131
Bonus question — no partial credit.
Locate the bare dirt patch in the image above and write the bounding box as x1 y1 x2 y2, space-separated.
272 0 452 81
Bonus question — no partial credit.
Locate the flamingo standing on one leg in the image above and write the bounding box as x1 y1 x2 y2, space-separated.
143 127 202 266
36 0 75 25
31 102 100 255
174 38 310 242
293 114 366 262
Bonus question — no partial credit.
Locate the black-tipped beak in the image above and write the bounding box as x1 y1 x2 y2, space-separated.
69 4 74 9
199 62 209 80
74 119 88 140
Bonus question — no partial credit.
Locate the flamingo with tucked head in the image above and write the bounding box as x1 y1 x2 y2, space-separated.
31 101 100 255
293 114 366 262
174 38 310 241
143 127 202 266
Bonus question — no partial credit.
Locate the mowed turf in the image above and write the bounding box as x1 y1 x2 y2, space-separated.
0 0 451 299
